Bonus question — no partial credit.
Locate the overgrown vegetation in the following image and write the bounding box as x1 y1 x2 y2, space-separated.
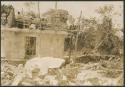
64 5 122 56
1 4 123 86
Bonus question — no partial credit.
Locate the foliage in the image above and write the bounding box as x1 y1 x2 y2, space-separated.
1 4 14 17
95 5 114 17
64 16 122 56
1 4 15 27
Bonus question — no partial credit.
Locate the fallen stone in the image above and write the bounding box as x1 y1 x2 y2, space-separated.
24 57 65 78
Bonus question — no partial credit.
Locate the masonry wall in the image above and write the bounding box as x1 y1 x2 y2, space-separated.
1 28 67 61
38 33 65 58
2 30 25 61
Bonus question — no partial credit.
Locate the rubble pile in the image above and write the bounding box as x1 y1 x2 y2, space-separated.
62 59 123 86
1 56 123 86
1 62 19 85
98 56 123 79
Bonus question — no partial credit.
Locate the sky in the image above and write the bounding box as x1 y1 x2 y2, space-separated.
1 1 123 28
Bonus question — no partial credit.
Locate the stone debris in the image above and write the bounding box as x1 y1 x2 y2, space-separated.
44 75 58 85
11 73 24 86
1 56 123 86
1 62 17 86
24 57 65 78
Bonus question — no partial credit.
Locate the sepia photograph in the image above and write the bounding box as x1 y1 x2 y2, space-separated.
1 1 124 86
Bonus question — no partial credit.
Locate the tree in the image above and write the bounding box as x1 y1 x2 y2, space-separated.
95 5 122 55
1 4 13 16
95 5 114 17
1 4 15 26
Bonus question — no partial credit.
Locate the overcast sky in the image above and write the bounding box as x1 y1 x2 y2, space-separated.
1 1 123 28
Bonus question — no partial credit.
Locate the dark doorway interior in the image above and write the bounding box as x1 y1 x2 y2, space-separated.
25 36 36 59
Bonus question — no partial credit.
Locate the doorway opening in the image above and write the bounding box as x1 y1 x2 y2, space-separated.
25 36 36 59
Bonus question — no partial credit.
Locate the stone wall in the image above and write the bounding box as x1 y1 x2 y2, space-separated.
1 28 25 61
38 33 65 58
1 28 67 62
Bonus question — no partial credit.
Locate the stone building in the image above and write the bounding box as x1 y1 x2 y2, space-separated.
1 27 67 63
1 6 70 64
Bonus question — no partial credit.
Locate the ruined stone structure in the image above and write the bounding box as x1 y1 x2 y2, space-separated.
1 27 67 62
1 5 69 63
